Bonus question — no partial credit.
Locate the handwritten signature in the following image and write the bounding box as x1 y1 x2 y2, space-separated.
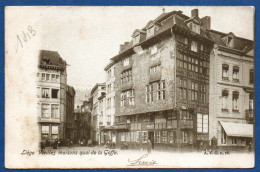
127 154 158 166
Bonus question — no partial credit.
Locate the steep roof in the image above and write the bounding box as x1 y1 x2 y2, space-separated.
39 50 66 70
206 29 254 53
111 10 211 62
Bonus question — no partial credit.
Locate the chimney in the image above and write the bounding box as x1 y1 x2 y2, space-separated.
191 9 199 18
119 44 124 52
201 16 211 30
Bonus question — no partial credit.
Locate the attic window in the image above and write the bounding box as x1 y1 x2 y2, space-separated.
133 35 140 45
42 58 50 65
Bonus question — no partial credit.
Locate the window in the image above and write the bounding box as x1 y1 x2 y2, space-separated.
37 87 41 98
203 114 208 133
51 126 58 140
51 74 56 82
37 73 40 81
222 90 228 111
121 69 132 84
200 44 204 51
222 64 229 80
232 91 239 112
180 110 192 120
221 127 227 144
123 57 130 66
51 89 59 99
51 104 59 119
129 90 135 105
120 93 125 107
191 82 198 101
162 131 167 143
182 131 188 143
41 104 50 118
231 137 238 145
197 113 208 133
157 82 161 100
120 90 134 107
126 132 130 142
146 84 153 103
141 131 148 143
200 85 206 103
46 74 50 82
41 73 46 81
41 125 49 139
184 38 188 45
162 81 166 100
179 78 187 99
56 75 60 83
37 103 40 116
150 65 160 75
168 131 176 143
191 41 198 52
250 69 254 84
249 93 254 110
232 66 239 82
99 114 103 125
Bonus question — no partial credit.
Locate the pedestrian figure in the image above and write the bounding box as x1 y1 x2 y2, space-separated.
45 138 50 147
40 141 45 151
53 138 58 149
147 139 152 154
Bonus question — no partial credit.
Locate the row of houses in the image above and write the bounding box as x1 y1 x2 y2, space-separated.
89 9 254 151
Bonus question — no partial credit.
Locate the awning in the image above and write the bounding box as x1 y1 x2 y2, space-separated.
220 121 253 138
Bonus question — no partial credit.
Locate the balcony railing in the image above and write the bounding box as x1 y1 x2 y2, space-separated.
180 120 193 129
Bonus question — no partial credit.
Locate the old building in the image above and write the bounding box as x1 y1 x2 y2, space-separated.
90 83 106 144
37 50 67 144
65 85 76 140
109 9 213 150
102 61 117 144
208 30 254 151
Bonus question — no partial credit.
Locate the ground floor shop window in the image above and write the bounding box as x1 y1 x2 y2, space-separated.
42 125 49 139
161 131 167 143
182 131 188 143
126 132 130 142
51 126 58 140
120 132 125 142
168 131 176 143
130 131 141 142
141 131 148 143
231 137 238 145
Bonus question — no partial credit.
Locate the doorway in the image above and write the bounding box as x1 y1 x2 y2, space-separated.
148 131 154 149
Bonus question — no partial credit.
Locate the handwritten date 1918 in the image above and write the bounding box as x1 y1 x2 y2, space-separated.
16 25 36 53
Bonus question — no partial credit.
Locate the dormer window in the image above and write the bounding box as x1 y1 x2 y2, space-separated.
133 35 140 46
222 33 235 48
146 20 160 38
187 22 200 34
132 29 145 46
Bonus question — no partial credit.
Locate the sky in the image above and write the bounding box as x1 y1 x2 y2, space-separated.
31 6 254 90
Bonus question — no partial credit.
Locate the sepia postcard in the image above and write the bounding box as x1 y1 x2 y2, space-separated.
5 6 255 168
